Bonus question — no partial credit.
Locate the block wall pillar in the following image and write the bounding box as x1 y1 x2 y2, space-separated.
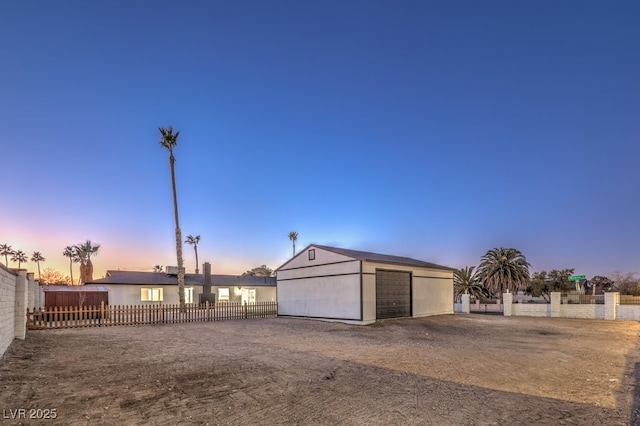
605 292 619 320
14 271 27 340
503 292 513 316
550 292 561 317
461 293 470 314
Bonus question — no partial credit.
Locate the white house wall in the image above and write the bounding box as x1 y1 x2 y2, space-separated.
210 286 276 303
100 285 204 306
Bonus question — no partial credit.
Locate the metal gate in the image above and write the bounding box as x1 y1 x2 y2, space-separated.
376 270 411 319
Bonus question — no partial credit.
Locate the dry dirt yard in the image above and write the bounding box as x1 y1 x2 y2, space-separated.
1 314 640 425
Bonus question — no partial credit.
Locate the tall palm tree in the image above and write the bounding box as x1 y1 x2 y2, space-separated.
30 252 46 280
62 246 80 285
185 234 201 274
453 266 488 302
11 250 28 270
159 126 185 308
76 240 100 284
288 231 298 257
477 247 531 297
0 244 13 266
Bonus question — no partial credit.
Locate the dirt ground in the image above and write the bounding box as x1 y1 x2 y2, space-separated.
1 315 640 425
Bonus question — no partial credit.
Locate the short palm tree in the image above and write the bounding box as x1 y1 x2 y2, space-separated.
153 265 164 273
288 231 298 257
453 266 488 302
185 234 201 274
1 244 14 266
477 247 531 297
11 250 28 270
30 252 46 280
159 126 186 308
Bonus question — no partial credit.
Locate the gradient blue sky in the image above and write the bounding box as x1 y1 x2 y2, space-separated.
1 1 638 280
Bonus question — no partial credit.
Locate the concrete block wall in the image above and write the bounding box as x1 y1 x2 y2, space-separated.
0 265 18 357
511 303 550 317
0 266 40 359
560 304 605 319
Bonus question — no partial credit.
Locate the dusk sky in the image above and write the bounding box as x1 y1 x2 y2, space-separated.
1 1 638 281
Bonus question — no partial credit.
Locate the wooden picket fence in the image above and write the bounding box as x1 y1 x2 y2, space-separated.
26 301 278 330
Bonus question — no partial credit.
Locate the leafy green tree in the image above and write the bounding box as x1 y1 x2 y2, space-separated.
30 251 46 280
477 247 530 296
243 265 274 277
525 269 574 303
288 231 298 257
453 266 488 302
586 276 616 295
11 250 28 269
159 126 186 308
185 234 201 274
0 244 13 266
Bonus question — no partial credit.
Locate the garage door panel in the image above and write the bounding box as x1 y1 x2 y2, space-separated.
376 270 411 319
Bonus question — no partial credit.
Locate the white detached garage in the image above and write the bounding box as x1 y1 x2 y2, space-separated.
276 244 455 325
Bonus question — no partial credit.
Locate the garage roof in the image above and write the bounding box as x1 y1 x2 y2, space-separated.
280 244 455 271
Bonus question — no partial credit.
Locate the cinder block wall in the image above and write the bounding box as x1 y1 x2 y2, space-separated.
0 265 17 357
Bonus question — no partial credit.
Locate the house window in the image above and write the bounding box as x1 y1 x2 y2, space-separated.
185 287 193 304
141 288 163 302
309 249 315 260
218 288 230 302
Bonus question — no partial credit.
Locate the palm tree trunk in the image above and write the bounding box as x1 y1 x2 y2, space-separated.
86 259 94 282
69 259 74 286
194 246 199 275
170 154 185 309
79 262 87 285
37 262 41 280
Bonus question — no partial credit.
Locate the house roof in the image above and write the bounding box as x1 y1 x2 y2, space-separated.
42 285 108 292
88 270 276 287
278 244 455 271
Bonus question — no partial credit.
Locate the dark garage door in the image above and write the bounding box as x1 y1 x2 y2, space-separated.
376 270 411 319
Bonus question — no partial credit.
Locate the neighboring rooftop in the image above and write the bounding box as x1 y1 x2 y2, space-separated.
88 270 276 286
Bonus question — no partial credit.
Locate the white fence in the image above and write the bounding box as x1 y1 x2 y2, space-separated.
456 292 638 321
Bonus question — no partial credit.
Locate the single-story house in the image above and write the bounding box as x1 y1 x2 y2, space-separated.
88 263 276 305
276 244 454 325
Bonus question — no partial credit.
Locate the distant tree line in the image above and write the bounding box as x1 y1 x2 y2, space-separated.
454 247 640 302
